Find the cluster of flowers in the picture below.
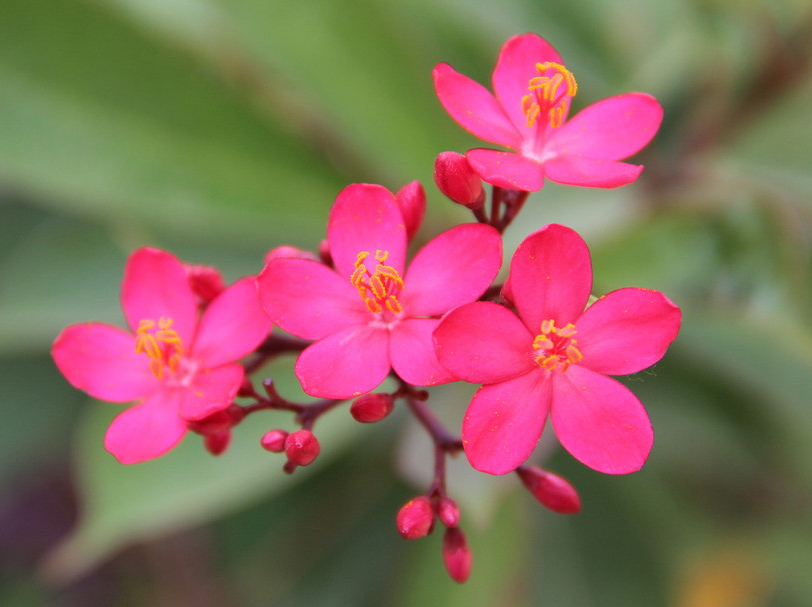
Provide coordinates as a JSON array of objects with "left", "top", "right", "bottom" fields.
[{"left": 52, "top": 34, "right": 680, "bottom": 583}]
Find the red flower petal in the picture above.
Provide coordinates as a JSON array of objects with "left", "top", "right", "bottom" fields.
[
  {"left": 121, "top": 248, "right": 198, "bottom": 346},
  {"left": 550, "top": 365, "right": 653, "bottom": 474},
  {"left": 258, "top": 258, "right": 368, "bottom": 341},
  {"left": 389, "top": 318, "right": 456, "bottom": 386},
  {"left": 433, "top": 63, "right": 522, "bottom": 150},
  {"left": 465, "top": 148, "right": 546, "bottom": 191},
  {"left": 434, "top": 301, "right": 536, "bottom": 384},
  {"left": 178, "top": 363, "right": 244, "bottom": 421},
  {"left": 327, "top": 184, "right": 407, "bottom": 279},
  {"left": 576, "top": 287, "right": 682, "bottom": 376},
  {"left": 103, "top": 389, "right": 187, "bottom": 464},
  {"left": 508, "top": 225, "right": 592, "bottom": 330},
  {"left": 462, "top": 370, "right": 551, "bottom": 475},
  {"left": 52, "top": 323, "right": 156, "bottom": 402},
  {"left": 543, "top": 155, "right": 643, "bottom": 188},
  {"left": 547, "top": 93, "right": 663, "bottom": 160},
  {"left": 294, "top": 324, "right": 390, "bottom": 398},
  {"left": 192, "top": 277, "right": 273, "bottom": 368},
  {"left": 401, "top": 223, "right": 502, "bottom": 317}
]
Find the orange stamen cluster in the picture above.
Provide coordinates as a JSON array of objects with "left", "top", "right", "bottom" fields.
[
  {"left": 533, "top": 319, "right": 582, "bottom": 373},
  {"left": 350, "top": 250, "right": 404, "bottom": 315},
  {"left": 134, "top": 317, "right": 184, "bottom": 380},
  {"left": 521, "top": 62, "right": 578, "bottom": 128}
]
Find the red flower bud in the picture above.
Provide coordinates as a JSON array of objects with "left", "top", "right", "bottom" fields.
[
  {"left": 264, "top": 245, "right": 318, "bottom": 265},
  {"left": 260, "top": 429, "right": 289, "bottom": 453},
  {"left": 184, "top": 264, "right": 226, "bottom": 304},
  {"left": 434, "top": 151, "right": 485, "bottom": 209},
  {"left": 395, "top": 181, "right": 426, "bottom": 240},
  {"left": 396, "top": 496, "right": 434, "bottom": 539},
  {"left": 516, "top": 466, "right": 581, "bottom": 514},
  {"left": 438, "top": 496, "right": 460, "bottom": 528},
  {"left": 203, "top": 431, "right": 231, "bottom": 456},
  {"left": 317, "top": 239, "right": 333, "bottom": 266},
  {"left": 284, "top": 430, "right": 320, "bottom": 466},
  {"left": 350, "top": 393, "right": 394, "bottom": 423},
  {"left": 442, "top": 527, "right": 472, "bottom": 583}
]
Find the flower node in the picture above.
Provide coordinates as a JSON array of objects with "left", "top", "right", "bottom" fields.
[
  {"left": 134, "top": 317, "right": 184, "bottom": 380},
  {"left": 350, "top": 250, "right": 404, "bottom": 316},
  {"left": 532, "top": 319, "right": 582, "bottom": 373},
  {"left": 521, "top": 62, "right": 577, "bottom": 128}
]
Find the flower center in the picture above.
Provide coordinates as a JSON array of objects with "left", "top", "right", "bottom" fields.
[
  {"left": 134, "top": 317, "right": 184, "bottom": 380},
  {"left": 350, "top": 250, "right": 404, "bottom": 317},
  {"left": 532, "top": 319, "right": 582, "bottom": 373},
  {"left": 521, "top": 62, "right": 578, "bottom": 128}
]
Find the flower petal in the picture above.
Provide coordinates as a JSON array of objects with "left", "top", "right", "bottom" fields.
[
  {"left": 462, "top": 370, "right": 551, "bottom": 475},
  {"left": 433, "top": 62, "right": 522, "bottom": 149},
  {"left": 466, "top": 148, "right": 546, "bottom": 191},
  {"left": 258, "top": 258, "right": 368, "bottom": 340},
  {"left": 295, "top": 324, "right": 390, "bottom": 398},
  {"left": 543, "top": 155, "right": 643, "bottom": 188},
  {"left": 178, "top": 363, "right": 244, "bottom": 421},
  {"left": 327, "top": 183, "right": 407, "bottom": 279},
  {"left": 550, "top": 365, "right": 653, "bottom": 474},
  {"left": 121, "top": 248, "right": 198, "bottom": 345},
  {"left": 389, "top": 318, "right": 456, "bottom": 386},
  {"left": 192, "top": 277, "right": 273, "bottom": 368},
  {"left": 546, "top": 93, "right": 663, "bottom": 160},
  {"left": 492, "top": 33, "right": 564, "bottom": 138},
  {"left": 52, "top": 323, "right": 156, "bottom": 402},
  {"left": 401, "top": 223, "right": 502, "bottom": 316},
  {"left": 508, "top": 224, "right": 592, "bottom": 331},
  {"left": 434, "top": 301, "right": 536, "bottom": 384},
  {"left": 576, "top": 287, "right": 682, "bottom": 375},
  {"left": 104, "top": 389, "right": 187, "bottom": 464}
]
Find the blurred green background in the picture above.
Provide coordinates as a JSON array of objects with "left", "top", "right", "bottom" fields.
[{"left": 2, "top": 0, "right": 812, "bottom": 605}]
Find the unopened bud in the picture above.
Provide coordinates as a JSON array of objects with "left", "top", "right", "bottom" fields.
[
  {"left": 185, "top": 264, "right": 225, "bottom": 304},
  {"left": 395, "top": 181, "right": 426, "bottom": 240},
  {"left": 186, "top": 404, "right": 244, "bottom": 436},
  {"left": 264, "top": 245, "right": 318, "bottom": 265},
  {"left": 284, "top": 429, "right": 320, "bottom": 466},
  {"left": 204, "top": 431, "right": 231, "bottom": 456},
  {"left": 396, "top": 496, "right": 434, "bottom": 539},
  {"left": 516, "top": 466, "right": 581, "bottom": 514},
  {"left": 317, "top": 239, "right": 333, "bottom": 266},
  {"left": 438, "top": 497, "right": 460, "bottom": 528},
  {"left": 442, "top": 527, "right": 472, "bottom": 583},
  {"left": 260, "top": 429, "right": 289, "bottom": 453},
  {"left": 350, "top": 393, "right": 394, "bottom": 423},
  {"left": 434, "top": 151, "right": 485, "bottom": 209}
]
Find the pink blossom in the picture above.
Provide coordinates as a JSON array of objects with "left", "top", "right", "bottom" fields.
[
  {"left": 257, "top": 183, "right": 502, "bottom": 399},
  {"left": 434, "top": 224, "right": 681, "bottom": 475},
  {"left": 52, "top": 248, "right": 273, "bottom": 464},
  {"left": 433, "top": 33, "right": 663, "bottom": 191}
]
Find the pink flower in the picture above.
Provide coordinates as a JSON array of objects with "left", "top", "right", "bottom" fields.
[
  {"left": 433, "top": 33, "right": 663, "bottom": 191},
  {"left": 434, "top": 224, "right": 681, "bottom": 475},
  {"left": 52, "top": 248, "right": 273, "bottom": 464},
  {"left": 257, "top": 183, "right": 502, "bottom": 399}
]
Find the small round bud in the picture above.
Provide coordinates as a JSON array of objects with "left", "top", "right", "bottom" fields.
[
  {"left": 516, "top": 466, "right": 581, "bottom": 514},
  {"left": 318, "top": 240, "right": 332, "bottom": 266},
  {"left": 260, "top": 429, "right": 289, "bottom": 453},
  {"left": 284, "top": 430, "right": 320, "bottom": 466},
  {"left": 434, "top": 151, "right": 485, "bottom": 209},
  {"left": 264, "top": 245, "right": 318, "bottom": 265},
  {"left": 396, "top": 496, "right": 434, "bottom": 539},
  {"left": 186, "top": 409, "right": 233, "bottom": 435},
  {"left": 395, "top": 181, "right": 426, "bottom": 240},
  {"left": 442, "top": 527, "right": 472, "bottom": 583},
  {"left": 350, "top": 394, "right": 394, "bottom": 423},
  {"left": 203, "top": 431, "right": 231, "bottom": 456},
  {"left": 184, "top": 264, "right": 225, "bottom": 304},
  {"left": 438, "top": 496, "right": 460, "bottom": 528}
]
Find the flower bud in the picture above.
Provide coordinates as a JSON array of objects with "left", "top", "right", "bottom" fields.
[
  {"left": 186, "top": 404, "right": 244, "bottom": 436},
  {"left": 203, "top": 431, "right": 231, "bottom": 456},
  {"left": 350, "top": 393, "right": 394, "bottom": 423},
  {"left": 442, "top": 527, "right": 472, "bottom": 583},
  {"left": 396, "top": 496, "right": 434, "bottom": 539},
  {"left": 516, "top": 466, "right": 581, "bottom": 514},
  {"left": 260, "top": 429, "right": 289, "bottom": 453},
  {"left": 264, "top": 245, "right": 318, "bottom": 265},
  {"left": 184, "top": 264, "right": 225, "bottom": 304},
  {"left": 395, "top": 181, "right": 426, "bottom": 240},
  {"left": 438, "top": 496, "right": 460, "bottom": 528},
  {"left": 318, "top": 239, "right": 332, "bottom": 266},
  {"left": 434, "top": 151, "right": 485, "bottom": 209},
  {"left": 284, "top": 429, "right": 320, "bottom": 466}
]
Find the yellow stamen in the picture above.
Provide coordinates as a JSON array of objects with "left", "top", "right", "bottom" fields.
[
  {"left": 521, "top": 62, "right": 578, "bottom": 128},
  {"left": 135, "top": 317, "right": 184, "bottom": 380},
  {"left": 351, "top": 250, "right": 404, "bottom": 316},
  {"left": 532, "top": 319, "right": 581, "bottom": 373}
]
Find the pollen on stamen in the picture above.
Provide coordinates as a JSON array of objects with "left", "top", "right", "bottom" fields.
[
  {"left": 134, "top": 317, "right": 184, "bottom": 380},
  {"left": 522, "top": 62, "right": 578, "bottom": 128}
]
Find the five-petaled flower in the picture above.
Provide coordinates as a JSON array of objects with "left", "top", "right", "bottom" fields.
[
  {"left": 433, "top": 224, "right": 681, "bottom": 475},
  {"left": 51, "top": 248, "right": 272, "bottom": 463},
  {"left": 433, "top": 33, "right": 663, "bottom": 192},
  {"left": 257, "top": 183, "right": 502, "bottom": 399}
]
